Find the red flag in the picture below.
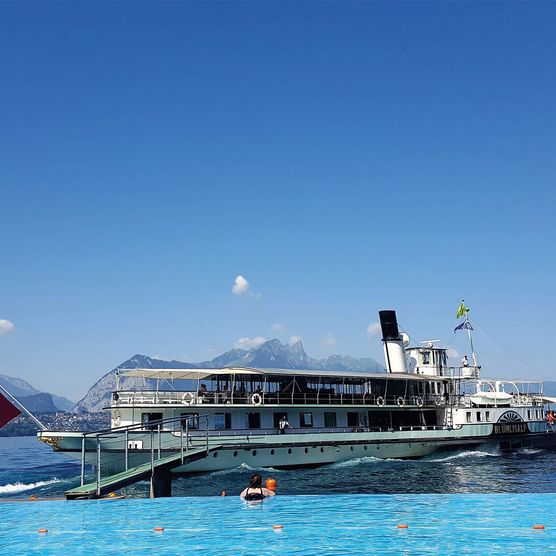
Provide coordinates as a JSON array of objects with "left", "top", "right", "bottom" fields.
[{"left": 0, "top": 392, "right": 21, "bottom": 428}]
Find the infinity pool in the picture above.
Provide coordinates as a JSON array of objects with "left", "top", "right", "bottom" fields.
[{"left": 1, "top": 494, "right": 555, "bottom": 555}]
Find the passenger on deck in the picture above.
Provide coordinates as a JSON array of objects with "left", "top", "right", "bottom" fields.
[
  {"left": 198, "top": 383, "right": 209, "bottom": 400},
  {"left": 547, "top": 411, "right": 555, "bottom": 429},
  {"left": 240, "top": 474, "right": 275, "bottom": 501},
  {"left": 221, "top": 386, "right": 229, "bottom": 403},
  {"left": 461, "top": 355, "right": 469, "bottom": 367},
  {"left": 278, "top": 416, "right": 292, "bottom": 434}
]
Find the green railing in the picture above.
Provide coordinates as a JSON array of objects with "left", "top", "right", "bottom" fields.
[{"left": 79, "top": 414, "right": 210, "bottom": 496}]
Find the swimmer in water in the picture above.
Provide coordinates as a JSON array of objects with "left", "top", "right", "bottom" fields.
[{"left": 240, "top": 474, "right": 276, "bottom": 501}]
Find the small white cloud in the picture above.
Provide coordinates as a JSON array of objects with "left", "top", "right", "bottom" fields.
[
  {"left": 289, "top": 335, "right": 302, "bottom": 344},
  {"left": 271, "top": 323, "right": 285, "bottom": 333},
  {"left": 447, "top": 347, "right": 460, "bottom": 358},
  {"left": 0, "top": 320, "right": 15, "bottom": 335},
  {"left": 234, "top": 336, "right": 267, "bottom": 349},
  {"left": 232, "top": 275, "right": 250, "bottom": 295},
  {"left": 323, "top": 333, "right": 337, "bottom": 348},
  {"left": 232, "top": 275, "right": 262, "bottom": 298},
  {"left": 367, "top": 322, "right": 381, "bottom": 337}
]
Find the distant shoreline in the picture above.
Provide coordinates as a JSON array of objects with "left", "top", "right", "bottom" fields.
[{"left": 0, "top": 412, "right": 110, "bottom": 438}]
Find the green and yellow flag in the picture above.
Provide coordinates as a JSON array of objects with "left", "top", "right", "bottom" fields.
[{"left": 456, "top": 301, "right": 469, "bottom": 319}]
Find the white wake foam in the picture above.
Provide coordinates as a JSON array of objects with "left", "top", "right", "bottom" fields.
[
  {"left": 210, "top": 462, "right": 283, "bottom": 476},
  {"left": 330, "top": 456, "right": 383, "bottom": 468},
  {"left": 0, "top": 479, "right": 60, "bottom": 494},
  {"left": 427, "top": 450, "right": 500, "bottom": 463},
  {"left": 516, "top": 448, "right": 543, "bottom": 455}
]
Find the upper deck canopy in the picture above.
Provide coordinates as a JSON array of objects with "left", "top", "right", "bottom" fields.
[{"left": 120, "top": 367, "right": 442, "bottom": 381}]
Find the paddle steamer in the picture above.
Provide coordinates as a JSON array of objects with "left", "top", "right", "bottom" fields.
[{"left": 38, "top": 310, "right": 555, "bottom": 474}]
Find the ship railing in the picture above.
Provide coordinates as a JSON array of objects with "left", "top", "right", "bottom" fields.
[
  {"left": 175, "top": 424, "right": 452, "bottom": 438},
  {"left": 447, "top": 366, "right": 481, "bottom": 379},
  {"left": 450, "top": 392, "right": 545, "bottom": 408},
  {"left": 112, "top": 390, "right": 445, "bottom": 407},
  {"left": 79, "top": 413, "right": 212, "bottom": 495}
]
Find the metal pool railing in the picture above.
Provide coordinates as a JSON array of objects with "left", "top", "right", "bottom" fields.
[{"left": 79, "top": 414, "right": 211, "bottom": 488}]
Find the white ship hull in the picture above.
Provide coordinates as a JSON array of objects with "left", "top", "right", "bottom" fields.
[{"left": 40, "top": 421, "right": 551, "bottom": 476}]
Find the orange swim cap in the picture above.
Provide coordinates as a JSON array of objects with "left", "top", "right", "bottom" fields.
[{"left": 265, "top": 478, "right": 277, "bottom": 491}]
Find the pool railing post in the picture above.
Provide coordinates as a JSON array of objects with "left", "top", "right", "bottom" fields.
[
  {"left": 125, "top": 429, "right": 129, "bottom": 471},
  {"left": 185, "top": 420, "right": 189, "bottom": 450},
  {"left": 80, "top": 434, "right": 86, "bottom": 486},
  {"left": 157, "top": 423, "right": 161, "bottom": 459},
  {"left": 180, "top": 425, "right": 184, "bottom": 464},
  {"left": 150, "top": 428, "right": 154, "bottom": 473},
  {"left": 96, "top": 435, "right": 101, "bottom": 497},
  {"left": 205, "top": 416, "right": 209, "bottom": 454}
]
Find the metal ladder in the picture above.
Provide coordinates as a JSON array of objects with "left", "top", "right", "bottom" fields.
[{"left": 445, "top": 407, "right": 454, "bottom": 429}]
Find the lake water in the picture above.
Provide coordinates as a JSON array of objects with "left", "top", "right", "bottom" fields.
[{"left": 1, "top": 436, "right": 556, "bottom": 498}]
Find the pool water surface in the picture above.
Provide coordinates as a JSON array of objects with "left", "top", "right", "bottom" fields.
[{"left": 1, "top": 493, "right": 555, "bottom": 555}]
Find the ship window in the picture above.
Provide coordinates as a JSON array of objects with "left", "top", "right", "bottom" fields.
[
  {"left": 476, "top": 411, "right": 481, "bottom": 422},
  {"left": 528, "top": 410, "right": 532, "bottom": 420},
  {"left": 142, "top": 412, "right": 163, "bottom": 430},
  {"left": 304, "top": 448, "right": 308, "bottom": 454},
  {"left": 421, "top": 351, "right": 430, "bottom": 365},
  {"left": 485, "top": 411, "right": 490, "bottom": 422},
  {"left": 347, "top": 412, "right": 359, "bottom": 427},
  {"left": 180, "top": 412, "right": 199, "bottom": 430},
  {"left": 324, "top": 412, "right": 337, "bottom": 427},
  {"left": 246, "top": 412, "right": 261, "bottom": 429},
  {"left": 466, "top": 412, "right": 472, "bottom": 423},
  {"left": 300, "top": 412, "right": 313, "bottom": 428},
  {"left": 288, "top": 448, "right": 292, "bottom": 454},
  {"left": 215, "top": 413, "right": 232, "bottom": 430},
  {"left": 233, "top": 451, "right": 238, "bottom": 457}
]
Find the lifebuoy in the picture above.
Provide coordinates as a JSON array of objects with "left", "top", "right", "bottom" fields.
[
  {"left": 112, "top": 411, "right": 121, "bottom": 428},
  {"left": 182, "top": 392, "right": 194, "bottom": 405},
  {"left": 376, "top": 396, "right": 385, "bottom": 407},
  {"left": 251, "top": 393, "right": 262, "bottom": 406},
  {"left": 397, "top": 397, "right": 405, "bottom": 407},
  {"left": 416, "top": 397, "right": 424, "bottom": 408}
]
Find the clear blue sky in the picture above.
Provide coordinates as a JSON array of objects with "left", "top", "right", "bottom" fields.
[{"left": 1, "top": 2, "right": 555, "bottom": 400}]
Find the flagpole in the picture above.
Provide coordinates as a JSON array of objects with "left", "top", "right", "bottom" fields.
[
  {"left": 0, "top": 384, "right": 47, "bottom": 431},
  {"left": 466, "top": 314, "right": 478, "bottom": 367}
]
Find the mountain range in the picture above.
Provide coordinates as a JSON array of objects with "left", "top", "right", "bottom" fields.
[
  {"left": 6, "top": 338, "right": 556, "bottom": 415},
  {"left": 0, "top": 373, "right": 74, "bottom": 413},
  {"left": 74, "top": 339, "right": 384, "bottom": 412}
]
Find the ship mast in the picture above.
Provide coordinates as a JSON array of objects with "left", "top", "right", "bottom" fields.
[
  {"left": 466, "top": 313, "right": 477, "bottom": 367},
  {"left": 455, "top": 300, "right": 478, "bottom": 367}
]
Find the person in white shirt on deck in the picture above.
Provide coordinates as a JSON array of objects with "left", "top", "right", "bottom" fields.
[{"left": 278, "top": 416, "right": 292, "bottom": 434}]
